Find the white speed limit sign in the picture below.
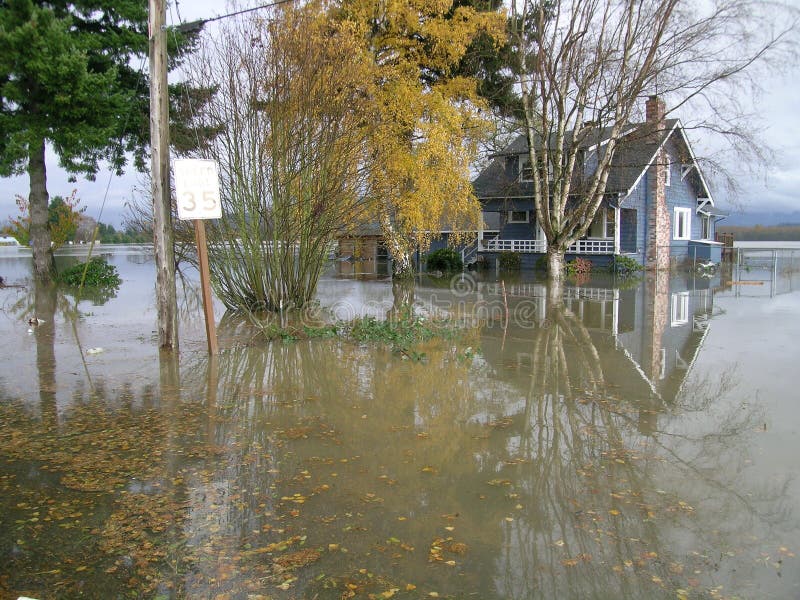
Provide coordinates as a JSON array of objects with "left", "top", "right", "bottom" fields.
[{"left": 173, "top": 159, "right": 222, "bottom": 220}]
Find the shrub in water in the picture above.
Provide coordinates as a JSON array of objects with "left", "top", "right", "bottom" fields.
[
  {"left": 565, "top": 257, "right": 593, "bottom": 276},
  {"left": 608, "top": 255, "right": 642, "bottom": 276},
  {"left": 498, "top": 251, "right": 521, "bottom": 270},
  {"left": 426, "top": 248, "right": 463, "bottom": 272},
  {"left": 58, "top": 257, "right": 122, "bottom": 288}
]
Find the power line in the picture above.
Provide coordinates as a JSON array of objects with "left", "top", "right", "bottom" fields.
[{"left": 175, "top": 0, "right": 296, "bottom": 33}]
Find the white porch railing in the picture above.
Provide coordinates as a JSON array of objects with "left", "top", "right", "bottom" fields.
[
  {"left": 480, "top": 238, "right": 547, "bottom": 253},
  {"left": 568, "top": 239, "right": 615, "bottom": 254},
  {"left": 479, "top": 238, "right": 614, "bottom": 254}
]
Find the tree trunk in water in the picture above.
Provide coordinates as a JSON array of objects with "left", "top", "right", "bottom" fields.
[
  {"left": 34, "top": 280, "right": 57, "bottom": 428},
  {"left": 391, "top": 250, "right": 414, "bottom": 279},
  {"left": 28, "top": 139, "right": 54, "bottom": 281},
  {"left": 388, "top": 278, "right": 415, "bottom": 319},
  {"left": 546, "top": 247, "right": 565, "bottom": 308}
]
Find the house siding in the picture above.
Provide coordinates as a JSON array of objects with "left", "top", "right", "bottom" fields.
[
  {"left": 473, "top": 113, "right": 720, "bottom": 272},
  {"left": 620, "top": 181, "right": 648, "bottom": 264},
  {"left": 662, "top": 137, "right": 716, "bottom": 264}
]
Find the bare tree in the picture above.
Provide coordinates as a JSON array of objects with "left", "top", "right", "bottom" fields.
[
  {"left": 509, "top": 0, "right": 798, "bottom": 284},
  {"left": 181, "top": 4, "right": 379, "bottom": 312}
]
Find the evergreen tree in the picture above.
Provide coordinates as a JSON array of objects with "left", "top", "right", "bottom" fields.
[{"left": 0, "top": 0, "right": 196, "bottom": 280}]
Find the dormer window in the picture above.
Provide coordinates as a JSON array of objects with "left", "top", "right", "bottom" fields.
[
  {"left": 520, "top": 155, "right": 553, "bottom": 181},
  {"left": 520, "top": 157, "right": 533, "bottom": 181}
]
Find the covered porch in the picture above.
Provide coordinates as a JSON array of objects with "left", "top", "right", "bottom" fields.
[{"left": 478, "top": 205, "right": 630, "bottom": 256}]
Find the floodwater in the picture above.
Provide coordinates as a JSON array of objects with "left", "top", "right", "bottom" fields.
[{"left": 1, "top": 246, "right": 798, "bottom": 600}]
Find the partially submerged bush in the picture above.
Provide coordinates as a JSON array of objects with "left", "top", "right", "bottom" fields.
[
  {"left": 58, "top": 257, "right": 121, "bottom": 288},
  {"left": 565, "top": 257, "right": 593, "bottom": 276},
  {"left": 498, "top": 251, "right": 521, "bottom": 271},
  {"left": 426, "top": 248, "right": 463, "bottom": 272},
  {"left": 608, "top": 255, "right": 643, "bottom": 276}
]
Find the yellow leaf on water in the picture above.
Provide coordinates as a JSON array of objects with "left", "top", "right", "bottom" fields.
[{"left": 609, "top": 509, "right": 620, "bottom": 516}]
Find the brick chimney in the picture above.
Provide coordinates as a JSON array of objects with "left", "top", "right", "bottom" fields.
[
  {"left": 644, "top": 95, "right": 670, "bottom": 271},
  {"left": 646, "top": 95, "right": 665, "bottom": 122},
  {"left": 645, "top": 95, "right": 666, "bottom": 140}
]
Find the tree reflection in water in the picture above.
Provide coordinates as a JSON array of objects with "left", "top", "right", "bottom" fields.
[{"left": 0, "top": 275, "right": 794, "bottom": 599}]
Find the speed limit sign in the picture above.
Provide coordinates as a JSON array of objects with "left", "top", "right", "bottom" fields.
[{"left": 173, "top": 159, "right": 222, "bottom": 220}]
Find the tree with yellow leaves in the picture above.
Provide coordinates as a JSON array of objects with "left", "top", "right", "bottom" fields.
[{"left": 334, "top": 0, "right": 506, "bottom": 276}]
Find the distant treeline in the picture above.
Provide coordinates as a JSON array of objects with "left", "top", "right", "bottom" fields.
[{"left": 718, "top": 225, "right": 800, "bottom": 241}]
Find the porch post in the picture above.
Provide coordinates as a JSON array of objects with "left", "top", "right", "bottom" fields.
[
  {"left": 614, "top": 204, "right": 621, "bottom": 254},
  {"left": 478, "top": 211, "right": 484, "bottom": 251}
]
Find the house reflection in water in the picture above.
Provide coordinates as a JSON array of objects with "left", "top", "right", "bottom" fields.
[
  {"left": 336, "top": 227, "right": 390, "bottom": 278},
  {"left": 479, "top": 271, "right": 719, "bottom": 436}
]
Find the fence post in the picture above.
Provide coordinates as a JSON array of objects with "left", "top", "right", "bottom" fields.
[{"left": 772, "top": 249, "right": 778, "bottom": 298}]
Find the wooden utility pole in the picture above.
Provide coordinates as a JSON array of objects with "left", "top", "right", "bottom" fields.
[{"left": 149, "top": 0, "right": 178, "bottom": 351}]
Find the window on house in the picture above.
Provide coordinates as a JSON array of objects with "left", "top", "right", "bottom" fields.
[
  {"left": 520, "top": 158, "right": 533, "bottom": 181},
  {"left": 508, "top": 210, "right": 529, "bottom": 223},
  {"left": 700, "top": 215, "right": 711, "bottom": 240},
  {"left": 673, "top": 207, "right": 691, "bottom": 240},
  {"left": 588, "top": 207, "right": 615, "bottom": 238},
  {"left": 664, "top": 153, "right": 672, "bottom": 187},
  {"left": 521, "top": 155, "right": 554, "bottom": 181},
  {"left": 671, "top": 292, "right": 690, "bottom": 326}
]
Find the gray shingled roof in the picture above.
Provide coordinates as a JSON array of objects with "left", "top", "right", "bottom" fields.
[{"left": 474, "top": 119, "right": 710, "bottom": 199}]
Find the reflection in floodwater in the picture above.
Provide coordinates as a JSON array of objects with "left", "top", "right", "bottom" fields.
[{"left": 0, "top": 253, "right": 798, "bottom": 599}]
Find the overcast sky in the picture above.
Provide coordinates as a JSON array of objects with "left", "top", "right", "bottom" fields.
[{"left": 2, "top": 0, "right": 799, "bottom": 228}]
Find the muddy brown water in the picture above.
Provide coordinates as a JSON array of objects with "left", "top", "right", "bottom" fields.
[{"left": 1, "top": 246, "right": 798, "bottom": 599}]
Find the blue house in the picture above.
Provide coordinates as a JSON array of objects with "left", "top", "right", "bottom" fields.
[{"left": 472, "top": 96, "right": 726, "bottom": 269}]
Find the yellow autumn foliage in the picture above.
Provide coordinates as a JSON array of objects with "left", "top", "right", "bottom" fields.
[{"left": 334, "top": 0, "right": 506, "bottom": 272}]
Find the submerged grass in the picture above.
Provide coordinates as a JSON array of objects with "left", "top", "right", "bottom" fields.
[{"left": 253, "top": 309, "right": 465, "bottom": 358}]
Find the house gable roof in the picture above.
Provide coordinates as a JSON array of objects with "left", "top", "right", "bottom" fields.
[{"left": 473, "top": 119, "right": 713, "bottom": 203}]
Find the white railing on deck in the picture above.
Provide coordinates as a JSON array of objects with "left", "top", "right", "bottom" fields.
[
  {"left": 568, "top": 239, "right": 614, "bottom": 254},
  {"left": 481, "top": 238, "right": 547, "bottom": 253},
  {"left": 480, "top": 238, "right": 614, "bottom": 254}
]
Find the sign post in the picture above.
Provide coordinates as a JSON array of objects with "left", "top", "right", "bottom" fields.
[{"left": 174, "top": 159, "right": 222, "bottom": 355}]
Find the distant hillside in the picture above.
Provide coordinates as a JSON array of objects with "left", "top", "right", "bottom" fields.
[
  {"left": 717, "top": 225, "right": 800, "bottom": 241},
  {"left": 721, "top": 210, "right": 800, "bottom": 227}
]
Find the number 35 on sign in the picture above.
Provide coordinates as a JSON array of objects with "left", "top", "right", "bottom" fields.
[{"left": 174, "top": 159, "right": 222, "bottom": 220}]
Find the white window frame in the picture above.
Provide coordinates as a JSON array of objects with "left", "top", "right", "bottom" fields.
[
  {"left": 673, "top": 207, "right": 691, "bottom": 240},
  {"left": 587, "top": 207, "right": 615, "bottom": 239},
  {"left": 664, "top": 153, "right": 672, "bottom": 187},
  {"left": 671, "top": 292, "right": 690, "bottom": 326},
  {"left": 700, "top": 214, "right": 711, "bottom": 240},
  {"left": 508, "top": 210, "right": 530, "bottom": 224},
  {"left": 520, "top": 156, "right": 553, "bottom": 181},
  {"left": 520, "top": 157, "right": 533, "bottom": 182}
]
